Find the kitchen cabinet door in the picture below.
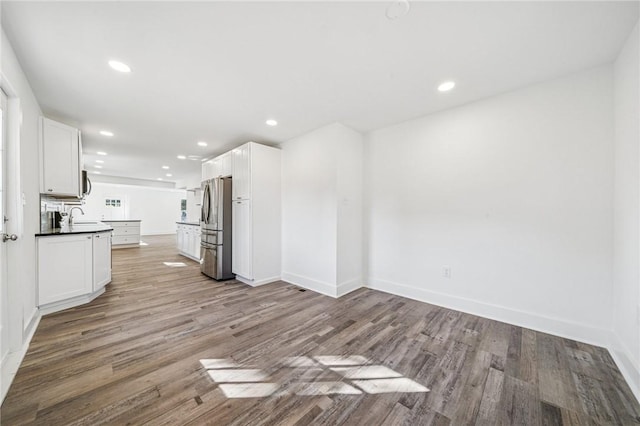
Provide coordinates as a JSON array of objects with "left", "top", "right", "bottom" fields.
[
  {"left": 176, "top": 225, "right": 184, "bottom": 252},
  {"left": 40, "top": 117, "right": 81, "bottom": 197},
  {"left": 219, "top": 153, "right": 232, "bottom": 177},
  {"left": 93, "top": 232, "right": 112, "bottom": 291},
  {"left": 183, "top": 228, "right": 191, "bottom": 254},
  {"left": 191, "top": 229, "right": 201, "bottom": 260},
  {"left": 232, "top": 200, "right": 252, "bottom": 279},
  {"left": 232, "top": 144, "right": 250, "bottom": 200},
  {"left": 202, "top": 160, "right": 216, "bottom": 181},
  {"left": 38, "top": 234, "right": 93, "bottom": 305}
]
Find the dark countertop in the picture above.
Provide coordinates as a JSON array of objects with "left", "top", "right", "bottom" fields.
[
  {"left": 176, "top": 221, "right": 200, "bottom": 226},
  {"left": 101, "top": 219, "right": 142, "bottom": 222},
  {"left": 36, "top": 223, "right": 113, "bottom": 237}
]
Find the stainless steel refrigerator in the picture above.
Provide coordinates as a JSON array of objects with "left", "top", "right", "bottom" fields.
[{"left": 200, "top": 176, "right": 234, "bottom": 280}]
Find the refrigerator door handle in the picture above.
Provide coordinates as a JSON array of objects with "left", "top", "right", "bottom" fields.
[{"left": 201, "top": 181, "right": 209, "bottom": 223}]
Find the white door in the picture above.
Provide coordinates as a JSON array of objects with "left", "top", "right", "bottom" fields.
[{"left": 0, "top": 89, "right": 9, "bottom": 364}]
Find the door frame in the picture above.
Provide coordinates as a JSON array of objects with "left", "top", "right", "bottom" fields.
[{"left": 0, "top": 72, "right": 25, "bottom": 354}]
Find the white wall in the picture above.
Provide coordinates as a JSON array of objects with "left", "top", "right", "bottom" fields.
[
  {"left": 365, "top": 66, "right": 614, "bottom": 345},
  {"left": 175, "top": 171, "right": 201, "bottom": 191},
  {"left": 281, "top": 123, "right": 363, "bottom": 297},
  {"left": 1, "top": 28, "right": 43, "bottom": 399},
  {"left": 612, "top": 22, "right": 640, "bottom": 400},
  {"left": 184, "top": 188, "right": 201, "bottom": 223},
  {"left": 82, "top": 182, "right": 186, "bottom": 235},
  {"left": 336, "top": 126, "right": 364, "bottom": 294}
]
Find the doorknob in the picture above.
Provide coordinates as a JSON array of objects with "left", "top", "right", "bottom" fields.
[{"left": 2, "top": 234, "right": 18, "bottom": 242}]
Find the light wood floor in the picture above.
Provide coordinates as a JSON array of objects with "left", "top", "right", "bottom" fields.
[{"left": 2, "top": 235, "right": 639, "bottom": 425}]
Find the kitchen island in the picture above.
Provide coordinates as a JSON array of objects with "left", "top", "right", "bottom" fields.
[{"left": 101, "top": 219, "right": 141, "bottom": 248}]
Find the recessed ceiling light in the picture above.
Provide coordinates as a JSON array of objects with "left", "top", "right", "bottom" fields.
[
  {"left": 94, "top": 165, "right": 103, "bottom": 169},
  {"left": 157, "top": 178, "right": 163, "bottom": 181},
  {"left": 437, "top": 81, "right": 456, "bottom": 92},
  {"left": 97, "top": 151, "right": 107, "bottom": 156},
  {"left": 266, "top": 119, "right": 278, "bottom": 126},
  {"left": 386, "top": 0, "right": 411, "bottom": 20},
  {"left": 162, "top": 165, "right": 170, "bottom": 169},
  {"left": 94, "top": 171, "right": 101, "bottom": 175},
  {"left": 99, "top": 130, "right": 114, "bottom": 137},
  {"left": 166, "top": 173, "right": 172, "bottom": 177},
  {"left": 108, "top": 60, "right": 131, "bottom": 73},
  {"left": 197, "top": 141, "right": 208, "bottom": 147},
  {"left": 177, "top": 155, "right": 186, "bottom": 160},
  {"left": 95, "top": 159, "right": 104, "bottom": 163}
]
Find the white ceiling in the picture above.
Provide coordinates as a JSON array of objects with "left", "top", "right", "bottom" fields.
[{"left": 2, "top": 1, "right": 638, "bottom": 184}]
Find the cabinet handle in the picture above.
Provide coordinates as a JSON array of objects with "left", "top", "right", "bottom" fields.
[
  {"left": 87, "top": 236, "right": 91, "bottom": 239},
  {"left": 47, "top": 189, "right": 53, "bottom": 192}
]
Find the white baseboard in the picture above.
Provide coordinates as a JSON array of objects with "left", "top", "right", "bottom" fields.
[
  {"left": 337, "top": 278, "right": 363, "bottom": 297},
  {"left": 39, "top": 288, "right": 105, "bottom": 316},
  {"left": 1, "top": 310, "right": 41, "bottom": 404},
  {"left": 366, "top": 278, "right": 611, "bottom": 348},
  {"left": 23, "top": 308, "right": 39, "bottom": 336},
  {"left": 281, "top": 272, "right": 338, "bottom": 297},
  {"left": 609, "top": 331, "right": 640, "bottom": 404},
  {"left": 236, "top": 275, "right": 281, "bottom": 287}
]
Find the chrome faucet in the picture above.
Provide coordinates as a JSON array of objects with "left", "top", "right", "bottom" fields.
[{"left": 68, "top": 207, "right": 85, "bottom": 225}]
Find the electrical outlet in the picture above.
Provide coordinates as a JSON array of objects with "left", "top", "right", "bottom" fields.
[{"left": 443, "top": 266, "right": 451, "bottom": 279}]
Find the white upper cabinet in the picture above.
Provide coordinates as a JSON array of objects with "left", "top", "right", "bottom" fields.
[
  {"left": 202, "top": 152, "right": 232, "bottom": 181},
  {"left": 219, "top": 152, "right": 232, "bottom": 177},
  {"left": 202, "top": 159, "right": 216, "bottom": 181},
  {"left": 232, "top": 143, "right": 250, "bottom": 200},
  {"left": 40, "top": 117, "right": 82, "bottom": 197}
]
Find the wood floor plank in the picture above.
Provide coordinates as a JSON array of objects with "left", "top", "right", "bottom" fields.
[{"left": 1, "top": 234, "right": 638, "bottom": 425}]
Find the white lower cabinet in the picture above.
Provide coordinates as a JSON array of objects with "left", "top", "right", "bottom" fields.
[
  {"left": 93, "top": 232, "right": 112, "bottom": 291},
  {"left": 176, "top": 223, "right": 201, "bottom": 261},
  {"left": 38, "top": 234, "right": 93, "bottom": 306},
  {"left": 192, "top": 228, "right": 201, "bottom": 260},
  {"left": 37, "top": 230, "right": 113, "bottom": 313},
  {"left": 102, "top": 221, "right": 141, "bottom": 248}
]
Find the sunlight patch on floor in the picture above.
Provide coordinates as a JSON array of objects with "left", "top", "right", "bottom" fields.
[
  {"left": 293, "top": 381, "right": 362, "bottom": 396},
  {"left": 207, "top": 369, "right": 269, "bottom": 383},
  {"left": 330, "top": 365, "right": 403, "bottom": 380},
  {"left": 219, "top": 383, "right": 279, "bottom": 399},
  {"left": 163, "top": 261, "right": 187, "bottom": 267},
  {"left": 352, "top": 378, "right": 430, "bottom": 394},
  {"left": 199, "top": 356, "right": 429, "bottom": 399},
  {"left": 314, "top": 355, "right": 369, "bottom": 366}
]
